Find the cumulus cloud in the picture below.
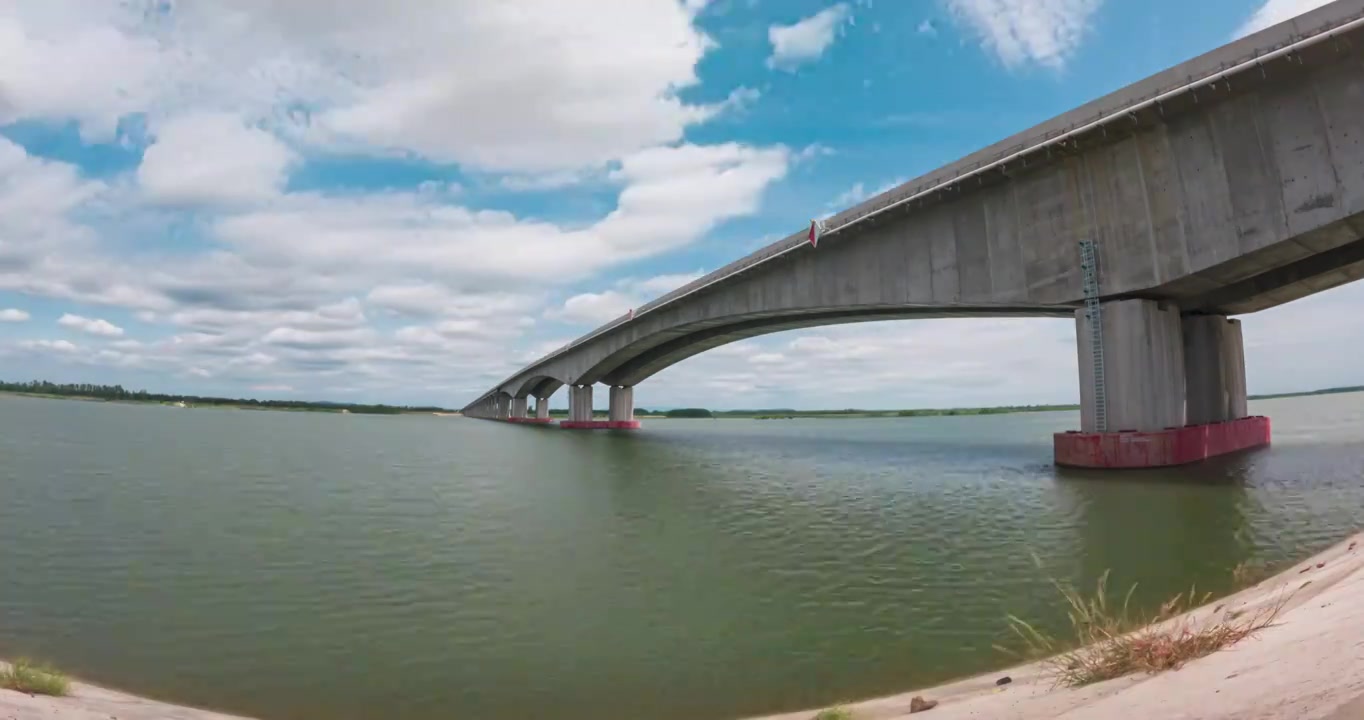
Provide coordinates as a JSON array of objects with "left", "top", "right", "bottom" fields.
[
  {"left": 634, "top": 317, "right": 1078, "bottom": 409},
  {"left": 550, "top": 271, "right": 705, "bottom": 326},
  {"left": 18, "top": 339, "right": 79, "bottom": 354},
  {"left": 552, "top": 290, "right": 638, "bottom": 326},
  {"left": 211, "top": 143, "right": 786, "bottom": 284},
  {"left": 830, "top": 177, "right": 907, "bottom": 209},
  {"left": 139, "top": 112, "right": 298, "bottom": 205},
  {"left": 767, "top": 4, "right": 853, "bottom": 70},
  {"left": 0, "top": 0, "right": 732, "bottom": 173},
  {"left": 1235, "top": 0, "right": 1335, "bottom": 37},
  {"left": 57, "top": 313, "right": 124, "bottom": 337},
  {"left": 944, "top": 0, "right": 1103, "bottom": 68},
  {"left": 0, "top": 309, "right": 30, "bottom": 322}
]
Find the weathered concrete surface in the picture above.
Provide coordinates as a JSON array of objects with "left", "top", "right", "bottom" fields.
[
  {"left": 608, "top": 386, "right": 634, "bottom": 423},
  {"left": 568, "top": 385, "right": 593, "bottom": 423},
  {"left": 1184, "top": 316, "right": 1250, "bottom": 424},
  {"left": 750, "top": 531, "right": 1364, "bottom": 720},
  {"left": 1077, "top": 299, "right": 1186, "bottom": 433},
  {"left": 466, "top": 0, "right": 1364, "bottom": 413}
]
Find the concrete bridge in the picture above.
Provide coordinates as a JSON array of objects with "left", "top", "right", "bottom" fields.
[{"left": 463, "top": 0, "right": 1364, "bottom": 467}]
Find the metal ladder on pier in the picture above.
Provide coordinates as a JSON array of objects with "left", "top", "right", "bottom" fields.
[{"left": 1079, "top": 240, "right": 1107, "bottom": 433}]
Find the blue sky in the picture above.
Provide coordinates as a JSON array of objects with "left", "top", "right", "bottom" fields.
[{"left": 0, "top": 0, "right": 1356, "bottom": 410}]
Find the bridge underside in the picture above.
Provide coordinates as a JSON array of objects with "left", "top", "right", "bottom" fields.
[{"left": 462, "top": 2, "right": 1364, "bottom": 467}]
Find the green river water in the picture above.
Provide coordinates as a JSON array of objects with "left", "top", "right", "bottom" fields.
[{"left": 1, "top": 392, "right": 1361, "bottom": 719}]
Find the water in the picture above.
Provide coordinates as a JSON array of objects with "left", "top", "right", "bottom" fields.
[{"left": 1, "top": 393, "right": 1361, "bottom": 720}]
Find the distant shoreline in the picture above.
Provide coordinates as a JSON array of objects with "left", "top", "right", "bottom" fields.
[
  {"left": 0, "top": 390, "right": 451, "bottom": 416},
  {"left": 4, "top": 381, "right": 1359, "bottom": 421}
]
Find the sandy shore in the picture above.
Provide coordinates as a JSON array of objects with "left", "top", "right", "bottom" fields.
[{"left": 3, "top": 531, "right": 1362, "bottom": 720}]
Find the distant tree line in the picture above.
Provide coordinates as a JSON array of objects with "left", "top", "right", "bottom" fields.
[
  {"left": 1248, "top": 385, "right": 1364, "bottom": 400},
  {"left": 0, "top": 379, "right": 453, "bottom": 415},
  {"left": 664, "top": 408, "right": 713, "bottom": 418},
  {"left": 896, "top": 404, "right": 1078, "bottom": 417}
]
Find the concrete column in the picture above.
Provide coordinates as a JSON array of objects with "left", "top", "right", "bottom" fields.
[
  {"left": 535, "top": 397, "right": 551, "bottom": 420},
  {"left": 496, "top": 395, "right": 510, "bottom": 420},
  {"left": 1075, "top": 299, "right": 1186, "bottom": 432},
  {"left": 609, "top": 386, "right": 634, "bottom": 422},
  {"left": 1183, "top": 315, "right": 1248, "bottom": 424},
  {"left": 511, "top": 396, "right": 528, "bottom": 419},
  {"left": 569, "top": 385, "right": 594, "bottom": 422}
]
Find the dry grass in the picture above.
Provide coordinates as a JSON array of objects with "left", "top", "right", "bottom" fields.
[
  {"left": 1000, "top": 571, "right": 1285, "bottom": 687},
  {"left": 812, "top": 706, "right": 854, "bottom": 720},
  {"left": 0, "top": 658, "right": 71, "bottom": 696}
]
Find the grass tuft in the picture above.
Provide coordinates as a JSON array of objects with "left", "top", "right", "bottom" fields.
[
  {"left": 0, "top": 658, "right": 71, "bottom": 696},
  {"left": 813, "top": 705, "right": 854, "bottom": 720},
  {"left": 999, "top": 570, "right": 1284, "bottom": 687}
]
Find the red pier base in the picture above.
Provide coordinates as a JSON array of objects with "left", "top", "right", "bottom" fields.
[
  {"left": 559, "top": 420, "right": 642, "bottom": 430},
  {"left": 507, "top": 417, "right": 555, "bottom": 425},
  {"left": 1054, "top": 416, "right": 1271, "bottom": 468}
]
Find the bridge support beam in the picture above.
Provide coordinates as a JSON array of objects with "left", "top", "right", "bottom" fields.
[
  {"left": 1056, "top": 299, "right": 1268, "bottom": 468},
  {"left": 536, "top": 397, "right": 551, "bottom": 420}
]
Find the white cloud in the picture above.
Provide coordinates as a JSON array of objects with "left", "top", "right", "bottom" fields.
[
  {"left": 918, "top": 19, "right": 938, "bottom": 35},
  {"left": 767, "top": 4, "right": 852, "bottom": 70},
  {"left": 628, "top": 272, "right": 706, "bottom": 297},
  {"left": 0, "top": 8, "right": 163, "bottom": 141},
  {"left": 830, "top": 177, "right": 906, "bottom": 208},
  {"left": 1235, "top": 0, "right": 1334, "bottom": 37},
  {"left": 0, "top": 308, "right": 30, "bottom": 322},
  {"left": 139, "top": 112, "right": 297, "bottom": 205},
  {"left": 552, "top": 290, "right": 638, "bottom": 325},
  {"left": 18, "top": 339, "right": 79, "bottom": 354},
  {"left": 635, "top": 317, "right": 1078, "bottom": 409},
  {"left": 57, "top": 313, "right": 124, "bottom": 337},
  {"left": 213, "top": 143, "right": 786, "bottom": 283},
  {"left": 0, "top": 1, "right": 747, "bottom": 174},
  {"left": 250, "top": 383, "right": 295, "bottom": 392},
  {"left": 550, "top": 271, "right": 705, "bottom": 326},
  {"left": 944, "top": 0, "right": 1102, "bottom": 68},
  {"left": 367, "top": 285, "right": 539, "bottom": 320}
]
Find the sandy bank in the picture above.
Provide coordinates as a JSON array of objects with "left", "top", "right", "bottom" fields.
[
  {"left": 753, "top": 530, "right": 1364, "bottom": 720},
  {"left": 4, "top": 532, "right": 1361, "bottom": 720},
  {"left": 0, "top": 674, "right": 253, "bottom": 720}
]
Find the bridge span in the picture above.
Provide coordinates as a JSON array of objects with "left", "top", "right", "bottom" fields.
[{"left": 463, "top": 0, "right": 1364, "bottom": 467}]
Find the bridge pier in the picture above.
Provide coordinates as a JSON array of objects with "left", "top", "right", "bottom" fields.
[
  {"left": 561, "top": 384, "right": 640, "bottom": 430},
  {"left": 496, "top": 395, "right": 510, "bottom": 421},
  {"left": 608, "top": 386, "right": 641, "bottom": 429},
  {"left": 507, "top": 395, "right": 553, "bottom": 425},
  {"left": 1056, "top": 299, "right": 1269, "bottom": 468},
  {"left": 1183, "top": 316, "right": 1249, "bottom": 425}
]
